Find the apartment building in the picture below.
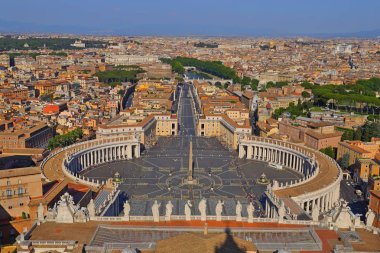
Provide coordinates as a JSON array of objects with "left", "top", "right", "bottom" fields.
[
  {"left": 368, "top": 190, "right": 380, "bottom": 228},
  {"left": 337, "top": 139, "right": 380, "bottom": 167},
  {"left": 0, "top": 88, "right": 29, "bottom": 100},
  {"left": 279, "top": 117, "right": 342, "bottom": 149},
  {"left": 193, "top": 81, "right": 251, "bottom": 149},
  {"left": 105, "top": 54, "right": 159, "bottom": 66},
  {"left": 0, "top": 54, "right": 10, "bottom": 67},
  {"left": 0, "top": 167, "right": 42, "bottom": 219},
  {"left": 337, "top": 139, "right": 380, "bottom": 184},
  {"left": 0, "top": 122, "right": 53, "bottom": 150}
]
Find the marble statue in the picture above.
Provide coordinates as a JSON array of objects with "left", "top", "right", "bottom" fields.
[
  {"left": 56, "top": 192, "right": 77, "bottom": 223},
  {"left": 55, "top": 192, "right": 91, "bottom": 223},
  {"left": 185, "top": 200, "right": 192, "bottom": 221},
  {"left": 235, "top": 201, "right": 242, "bottom": 222},
  {"left": 215, "top": 200, "right": 224, "bottom": 221},
  {"left": 272, "top": 180, "right": 279, "bottom": 190},
  {"left": 312, "top": 205, "right": 319, "bottom": 222},
  {"left": 46, "top": 204, "right": 57, "bottom": 221},
  {"left": 20, "top": 231, "right": 25, "bottom": 242},
  {"left": 87, "top": 199, "right": 96, "bottom": 218},
  {"left": 165, "top": 201, "right": 174, "bottom": 221},
  {"left": 247, "top": 202, "right": 255, "bottom": 223},
  {"left": 365, "top": 209, "right": 375, "bottom": 227},
  {"left": 37, "top": 203, "right": 44, "bottom": 223},
  {"left": 124, "top": 200, "right": 131, "bottom": 221},
  {"left": 198, "top": 198, "right": 207, "bottom": 221},
  {"left": 278, "top": 200, "right": 285, "bottom": 223},
  {"left": 74, "top": 207, "right": 89, "bottom": 223},
  {"left": 332, "top": 200, "right": 354, "bottom": 229},
  {"left": 152, "top": 200, "right": 161, "bottom": 222}
]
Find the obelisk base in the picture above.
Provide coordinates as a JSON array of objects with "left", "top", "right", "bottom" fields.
[{"left": 183, "top": 178, "right": 198, "bottom": 185}]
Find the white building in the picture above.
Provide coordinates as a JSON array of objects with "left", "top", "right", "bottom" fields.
[{"left": 105, "top": 54, "right": 159, "bottom": 66}]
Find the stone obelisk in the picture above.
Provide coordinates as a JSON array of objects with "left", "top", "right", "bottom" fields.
[{"left": 188, "top": 138, "right": 193, "bottom": 182}]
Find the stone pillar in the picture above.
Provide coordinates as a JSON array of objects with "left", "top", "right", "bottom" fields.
[
  {"left": 81, "top": 154, "right": 85, "bottom": 169},
  {"left": 121, "top": 146, "right": 125, "bottom": 159},
  {"left": 238, "top": 145, "right": 244, "bottom": 158},
  {"left": 296, "top": 157, "right": 300, "bottom": 172},
  {"left": 127, "top": 145, "right": 133, "bottom": 159},
  {"left": 135, "top": 144, "right": 140, "bottom": 158},
  {"left": 274, "top": 149, "right": 278, "bottom": 163},
  {"left": 247, "top": 145, "right": 253, "bottom": 159},
  {"left": 328, "top": 192, "right": 332, "bottom": 210},
  {"left": 281, "top": 152, "right": 284, "bottom": 165},
  {"left": 321, "top": 195, "right": 325, "bottom": 212}
]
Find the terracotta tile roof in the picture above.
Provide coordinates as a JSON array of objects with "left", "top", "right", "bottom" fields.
[
  {"left": 0, "top": 166, "right": 40, "bottom": 178},
  {"left": 305, "top": 130, "right": 342, "bottom": 140}
]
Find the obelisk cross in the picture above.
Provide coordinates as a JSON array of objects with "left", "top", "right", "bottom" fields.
[{"left": 188, "top": 137, "right": 193, "bottom": 181}]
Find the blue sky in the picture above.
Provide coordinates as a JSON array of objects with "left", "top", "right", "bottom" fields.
[{"left": 0, "top": 0, "right": 379, "bottom": 36}]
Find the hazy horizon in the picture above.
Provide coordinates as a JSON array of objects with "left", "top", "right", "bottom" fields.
[{"left": 0, "top": 0, "right": 379, "bottom": 37}]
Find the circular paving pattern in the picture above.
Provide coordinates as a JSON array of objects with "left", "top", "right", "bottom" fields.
[{"left": 81, "top": 136, "right": 303, "bottom": 216}]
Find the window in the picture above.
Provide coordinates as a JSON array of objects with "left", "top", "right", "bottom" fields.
[
  {"left": 6, "top": 189, "right": 12, "bottom": 197},
  {"left": 18, "top": 179, "right": 22, "bottom": 184},
  {"left": 18, "top": 187, "right": 23, "bottom": 195},
  {"left": 6, "top": 181, "right": 10, "bottom": 186}
]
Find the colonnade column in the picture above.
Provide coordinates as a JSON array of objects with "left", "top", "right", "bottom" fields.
[
  {"left": 239, "top": 145, "right": 244, "bottom": 158},
  {"left": 247, "top": 145, "right": 253, "bottom": 159},
  {"left": 134, "top": 144, "right": 140, "bottom": 158},
  {"left": 127, "top": 145, "right": 132, "bottom": 159}
]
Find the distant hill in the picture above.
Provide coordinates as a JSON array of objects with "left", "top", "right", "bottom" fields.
[{"left": 0, "top": 18, "right": 379, "bottom": 38}]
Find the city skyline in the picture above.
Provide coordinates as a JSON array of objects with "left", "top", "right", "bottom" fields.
[{"left": 0, "top": 0, "right": 380, "bottom": 37}]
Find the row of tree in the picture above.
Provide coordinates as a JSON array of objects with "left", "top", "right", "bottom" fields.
[
  {"left": 162, "top": 57, "right": 263, "bottom": 91},
  {"left": 94, "top": 69, "right": 145, "bottom": 86},
  {"left": 339, "top": 121, "right": 380, "bottom": 142},
  {"left": 301, "top": 78, "right": 380, "bottom": 106},
  {"left": 272, "top": 100, "right": 313, "bottom": 120},
  {"left": 48, "top": 128, "right": 83, "bottom": 150},
  {"left": 0, "top": 36, "right": 104, "bottom": 51},
  {"left": 194, "top": 42, "right": 218, "bottom": 48},
  {"left": 162, "top": 57, "right": 237, "bottom": 80}
]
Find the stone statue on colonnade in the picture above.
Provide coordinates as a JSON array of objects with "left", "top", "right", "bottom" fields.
[
  {"left": 152, "top": 200, "right": 161, "bottom": 222},
  {"left": 247, "top": 202, "right": 254, "bottom": 223},
  {"left": 235, "top": 201, "right": 242, "bottom": 222},
  {"left": 123, "top": 200, "right": 131, "bottom": 221},
  {"left": 185, "top": 200, "right": 192, "bottom": 221},
  {"left": 198, "top": 198, "right": 207, "bottom": 221},
  {"left": 165, "top": 201, "right": 174, "bottom": 221},
  {"left": 215, "top": 200, "right": 224, "bottom": 221}
]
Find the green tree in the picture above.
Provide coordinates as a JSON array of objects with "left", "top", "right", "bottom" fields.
[
  {"left": 339, "top": 153, "right": 350, "bottom": 169},
  {"left": 361, "top": 122, "right": 380, "bottom": 141},
  {"left": 48, "top": 128, "right": 83, "bottom": 150},
  {"left": 353, "top": 128, "right": 362, "bottom": 140},
  {"left": 301, "top": 91, "right": 311, "bottom": 98},
  {"left": 320, "top": 147, "right": 335, "bottom": 159},
  {"left": 215, "top": 81, "right": 223, "bottom": 89},
  {"left": 340, "top": 128, "right": 354, "bottom": 141}
]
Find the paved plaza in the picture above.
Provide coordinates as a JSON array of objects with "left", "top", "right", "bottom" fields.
[
  {"left": 82, "top": 136, "right": 303, "bottom": 216},
  {"left": 82, "top": 83, "right": 303, "bottom": 216}
]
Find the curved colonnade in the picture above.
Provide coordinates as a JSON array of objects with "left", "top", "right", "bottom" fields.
[
  {"left": 41, "top": 137, "right": 140, "bottom": 187},
  {"left": 42, "top": 135, "right": 341, "bottom": 221},
  {"left": 239, "top": 136, "right": 342, "bottom": 219}
]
